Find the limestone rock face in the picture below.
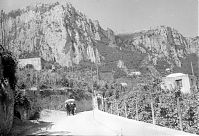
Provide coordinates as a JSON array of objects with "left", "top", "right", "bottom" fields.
[
  {"left": 186, "top": 37, "right": 199, "bottom": 55},
  {"left": 117, "top": 26, "right": 199, "bottom": 68},
  {"left": 1, "top": 2, "right": 198, "bottom": 74},
  {"left": 107, "top": 28, "right": 116, "bottom": 47},
  {"left": 2, "top": 2, "right": 113, "bottom": 67}
]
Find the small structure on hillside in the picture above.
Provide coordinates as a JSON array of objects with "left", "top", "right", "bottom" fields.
[
  {"left": 120, "top": 82, "right": 127, "bottom": 87},
  {"left": 116, "top": 77, "right": 133, "bottom": 88},
  {"left": 162, "top": 73, "right": 197, "bottom": 94},
  {"left": 127, "top": 69, "right": 141, "bottom": 77},
  {"left": 128, "top": 71, "right": 141, "bottom": 76},
  {"left": 18, "top": 57, "right": 42, "bottom": 71}
]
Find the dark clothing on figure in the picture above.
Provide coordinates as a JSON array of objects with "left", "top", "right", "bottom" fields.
[
  {"left": 66, "top": 103, "right": 71, "bottom": 115},
  {"left": 65, "top": 103, "right": 76, "bottom": 116},
  {"left": 70, "top": 103, "right": 76, "bottom": 115}
]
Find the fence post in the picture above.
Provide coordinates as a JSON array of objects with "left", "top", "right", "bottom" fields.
[
  {"left": 110, "top": 103, "right": 112, "bottom": 114},
  {"left": 135, "top": 99, "right": 139, "bottom": 121},
  {"left": 104, "top": 99, "right": 106, "bottom": 112},
  {"left": 151, "top": 101, "right": 155, "bottom": 125},
  {"left": 116, "top": 101, "right": 119, "bottom": 116},
  {"left": 177, "top": 97, "right": 183, "bottom": 131},
  {"left": 101, "top": 97, "right": 104, "bottom": 111},
  {"left": 105, "top": 100, "right": 107, "bottom": 112},
  {"left": 125, "top": 103, "right": 127, "bottom": 118}
]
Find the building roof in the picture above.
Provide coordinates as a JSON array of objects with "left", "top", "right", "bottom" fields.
[
  {"left": 29, "top": 87, "right": 37, "bottom": 91},
  {"left": 120, "top": 83, "right": 127, "bottom": 86},
  {"left": 166, "top": 73, "right": 185, "bottom": 78},
  {"left": 116, "top": 77, "right": 134, "bottom": 87}
]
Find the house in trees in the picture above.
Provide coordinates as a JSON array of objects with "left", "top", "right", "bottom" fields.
[
  {"left": 162, "top": 73, "right": 197, "bottom": 94},
  {"left": 115, "top": 77, "right": 135, "bottom": 92},
  {"left": 18, "top": 57, "right": 42, "bottom": 71}
]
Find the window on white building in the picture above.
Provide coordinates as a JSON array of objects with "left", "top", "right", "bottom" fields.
[
  {"left": 175, "top": 79, "right": 182, "bottom": 89},
  {"left": 190, "top": 78, "right": 194, "bottom": 86}
]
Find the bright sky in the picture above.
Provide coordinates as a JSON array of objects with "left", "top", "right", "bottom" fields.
[{"left": 0, "top": 0, "right": 198, "bottom": 37}]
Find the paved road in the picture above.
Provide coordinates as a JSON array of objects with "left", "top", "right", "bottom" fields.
[
  {"left": 27, "top": 109, "right": 197, "bottom": 136},
  {"left": 31, "top": 109, "right": 118, "bottom": 135}
]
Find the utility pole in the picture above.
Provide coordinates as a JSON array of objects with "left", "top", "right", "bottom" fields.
[
  {"left": 96, "top": 63, "right": 99, "bottom": 81},
  {"left": 91, "top": 64, "right": 94, "bottom": 102},
  {"left": 36, "top": 71, "right": 38, "bottom": 89},
  {"left": 134, "top": 89, "right": 139, "bottom": 121},
  {"left": 91, "top": 64, "right": 95, "bottom": 118},
  {"left": 191, "top": 61, "right": 194, "bottom": 76},
  {"left": 150, "top": 92, "right": 155, "bottom": 125},
  {"left": 197, "top": 42, "right": 199, "bottom": 89},
  {"left": 116, "top": 100, "right": 119, "bottom": 116},
  {"left": 125, "top": 102, "right": 127, "bottom": 118},
  {"left": 135, "top": 98, "right": 139, "bottom": 121},
  {"left": 151, "top": 101, "right": 155, "bottom": 125},
  {"left": 177, "top": 97, "right": 183, "bottom": 131},
  {"left": 110, "top": 103, "right": 112, "bottom": 114}
]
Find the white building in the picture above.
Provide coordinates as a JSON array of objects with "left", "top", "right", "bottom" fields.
[
  {"left": 18, "top": 57, "right": 42, "bottom": 71},
  {"left": 128, "top": 71, "right": 141, "bottom": 76},
  {"left": 162, "top": 73, "right": 197, "bottom": 94}
]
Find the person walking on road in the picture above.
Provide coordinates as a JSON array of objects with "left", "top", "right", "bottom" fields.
[{"left": 66, "top": 103, "right": 71, "bottom": 116}]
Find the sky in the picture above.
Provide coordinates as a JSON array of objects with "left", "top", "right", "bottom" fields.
[{"left": 0, "top": 0, "right": 198, "bottom": 37}]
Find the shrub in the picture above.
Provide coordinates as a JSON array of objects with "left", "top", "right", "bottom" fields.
[{"left": 14, "top": 91, "right": 31, "bottom": 110}]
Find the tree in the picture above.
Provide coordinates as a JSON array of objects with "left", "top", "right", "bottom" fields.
[{"left": 0, "top": 48, "right": 17, "bottom": 135}]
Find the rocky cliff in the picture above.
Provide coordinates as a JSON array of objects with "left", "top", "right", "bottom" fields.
[
  {"left": 1, "top": 2, "right": 114, "bottom": 67},
  {"left": 116, "top": 26, "right": 199, "bottom": 76},
  {"left": 1, "top": 2, "right": 198, "bottom": 76}
]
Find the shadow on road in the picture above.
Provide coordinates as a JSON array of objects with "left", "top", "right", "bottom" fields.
[{"left": 9, "top": 117, "right": 71, "bottom": 136}]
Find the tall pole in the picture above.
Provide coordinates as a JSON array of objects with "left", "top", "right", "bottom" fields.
[
  {"left": 197, "top": 41, "right": 199, "bottom": 89},
  {"left": 96, "top": 63, "right": 99, "bottom": 81},
  {"left": 125, "top": 102, "right": 127, "bottom": 118},
  {"left": 101, "top": 96, "right": 104, "bottom": 111},
  {"left": 116, "top": 100, "right": 119, "bottom": 116},
  {"left": 198, "top": 0, "right": 199, "bottom": 89},
  {"left": 191, "top": 61, "right": 194, "bottom": 76},
  {"left": 110, "top": 103, "right": 112, "bottom": 114},
  {"left": 36, "top": 71, "right": 38, "bottom": 89},
  {"left": 135, "top": 89, "right": 139, "bottom": 121},
  {"left": 91, "top": 64, "right": 95, "bottom": 117},
  {"left": 151, "top": 101, "right": 155, "bottom": 125},
  {"left": 177, "top": 97, "right": 183, "bottom": 131},
  {"left": 135, "top": 99, "right": 139, "bottom": 121},
  {"left": 150, "top": 92, "right": 155, "bottom": 125}
]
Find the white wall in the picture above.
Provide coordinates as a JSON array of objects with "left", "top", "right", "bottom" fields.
[
  {"left": 162, "top": 74, "right": 191, "bottom": 93},
  {"left": 18, "top": 58, "right": 41, "bottom": 71}
]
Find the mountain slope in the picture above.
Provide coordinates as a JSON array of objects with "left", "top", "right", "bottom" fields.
[
  {"left": 1, "top": 2, "right": 198, "bottom": 77},
  {"left": 2, "top": 2, "right": 114, "bottom": 67},
  {"left": 116, "top": 26, "right": 199, "bottom": 76}
]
